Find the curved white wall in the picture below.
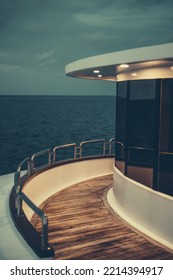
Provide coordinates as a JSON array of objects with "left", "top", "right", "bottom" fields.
[
  {"left": 107, "top": 165, "right": 173, "bottom": 250},
  {"left": 23, "top": 158, "right": 114, "bottom": 220}
]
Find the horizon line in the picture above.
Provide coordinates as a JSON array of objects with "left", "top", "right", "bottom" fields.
[{"left": 0, "top": 94, "right": 115, "bottom": 97}]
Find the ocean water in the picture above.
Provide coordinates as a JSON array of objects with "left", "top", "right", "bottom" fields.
[{"left": 0, "top": 95, "right": 115, "bottom": 175}]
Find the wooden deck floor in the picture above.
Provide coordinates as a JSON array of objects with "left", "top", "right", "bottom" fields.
[{"left": 32, "top": 175, "right": 173, "bottom": 260}]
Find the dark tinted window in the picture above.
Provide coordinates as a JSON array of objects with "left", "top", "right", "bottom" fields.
[{"left": 115, "top": 82, "right": 127, "bottom": 160}]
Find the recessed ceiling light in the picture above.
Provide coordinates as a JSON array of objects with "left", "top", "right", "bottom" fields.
[
  {"left": 93, "top": 69, "right": 100, "bottom": 73},
  {"left": 98, "top": 74, "right": 102, "bottom": 78},
  {"left": 120, "top": 64, "right": 129, "bottom": 68}
]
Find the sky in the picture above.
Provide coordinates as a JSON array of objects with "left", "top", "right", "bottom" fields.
[{"left": 0, "top": 0, "right": 173, "bottom": 96}]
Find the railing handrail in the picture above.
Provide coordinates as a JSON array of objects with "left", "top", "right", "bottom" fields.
[
  {"left": 160, "top": 151, "right": 173, "bottom": 155},
  {"left": 53, "top": 143, "right": 77, "bottom": 163},
  {"left": 18, "top": 192, "right": 48, "bottom": 250},
  {"left": 80, "top": 138, "right": 106, "bottom": 158},
  {"left": 31, "top": 148, "right": 51, "bottom": 171},
  {"left": 14, "top": 138, "right": 173, "bottom": 256},
  {"left": 14, "top": 137, "right": 115, "bottom": 256},
  {"left": 16, "top": 157, "right": 31, "bottom": 187},
  {"left": 128, "top": 146, "right": 154, "bottom": 152},
  {"left": 15, "top": 157, "right": 31, "bottom": 208},
  {"left": 16, "top": 138, "right": 115, "bottom": 197}
]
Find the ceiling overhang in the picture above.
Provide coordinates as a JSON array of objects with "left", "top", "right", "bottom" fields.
[{"left": 65, "top": 43, "right": 173, "bottom": 82}]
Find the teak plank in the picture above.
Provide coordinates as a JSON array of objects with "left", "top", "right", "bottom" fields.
[{"left": 31, "top": 175, "right": 173, "bottom": 259}]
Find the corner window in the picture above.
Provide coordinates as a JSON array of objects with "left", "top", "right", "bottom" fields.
[
  {"left": 128, "top": 80, "right": 156, "bottom": 165},
  {"left": 115, "top": 80, "right": 157, "bottom": 187}
]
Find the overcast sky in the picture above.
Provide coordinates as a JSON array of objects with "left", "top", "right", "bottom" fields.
[{"left": 0, "top": 0, "right": 173, "bottom": 96}]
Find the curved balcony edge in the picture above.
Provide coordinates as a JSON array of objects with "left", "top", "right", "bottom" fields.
[
  {"left": 9, "top": 156, "right": 114, "bottom": 259},
  {"left": 107, "top": 165, "right": 173, "bottom": 252}
]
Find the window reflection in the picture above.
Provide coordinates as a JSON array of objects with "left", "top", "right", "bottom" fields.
[
  {"left": 115, "top": 78, "right": 173, "bottom": 195},
  {"left": 115, "top": 80, "right": 156, "bottom": 188},
  {"left": 159, "top": 79, "right": 173, "bottom": 195},
  {"left": 116, "top": 81, "right": 127, "bottom": 157}
]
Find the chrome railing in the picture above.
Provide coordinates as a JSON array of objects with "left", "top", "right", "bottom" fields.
[
  {"left": 31, "top": 148, "right": 52, "bottom": 170},
  {"left": 115, "top": 141, "right": 154, "bottom": 163},
  {"left": 16, "top": 138, "right": 115, "bottom": 191},
  {"left": 80, "top": 138, "right": 106, "bottom": 158},
  {"left": 16, "top": 157, "right": 31, "bottom": 187},
  {"left": 14, "top": 138, "right": 115, "bottom": 254},
  {"left": 15, "top": 157, "right": 31, "bottom": 210},
  {"left": 53, "top": 143, "right": 77, "bottom": 163},
  {"left": 115, "top": 141, "right": 125, "bottom": 159},
  {"left": 109, "top": 138, "right": 116, "bottom": 155},
  {"left": 17, "top": 192, "right": 49, "bottom": 250}
]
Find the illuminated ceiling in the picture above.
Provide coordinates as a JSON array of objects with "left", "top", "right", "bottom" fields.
[{"left": 65, "top": 43, "right": 173, "bottom": 81}]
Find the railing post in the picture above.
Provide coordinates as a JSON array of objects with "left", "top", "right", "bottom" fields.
[
  {"left": 74, "top": 145, "right": 77, "bottom": 159},
  {"left": 79, "top": 143, "right": 83, "bottom": 158},
  {"left": 15, "top": 185, "right": 22, "bottom": 216},
  {"left": 30, "top": 159, "right": 34, "bottom": 174},
  {"left": 16, "top": 193, "right": 22, "bottom": 217},
  {"left": 52, "top": 149, "right": 56, "bottom": 164},
  {"left": 18, "top": 192, "right": 50, "bottom": 252},
  {"left": 48, "top": 151, "right": 52, "bottom": 166},
  {"left": 109, "top": 138, "right": 115, "bottom": 155},
  {"left": 42, "top": 215, "right": 48, "bottom": 250},
  {"left": 15, "top": 157, "right": 30, "bottom": 216},
  {"left": 103, "top": 140, "right": 106, "bottom": 156},
  {"left": 27, "top": 159, "right": 31, "bottom": 178}
]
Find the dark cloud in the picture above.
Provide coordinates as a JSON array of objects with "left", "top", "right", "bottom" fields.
[{"left": 0, "top": 0, "right": 173, "bottom": 95}]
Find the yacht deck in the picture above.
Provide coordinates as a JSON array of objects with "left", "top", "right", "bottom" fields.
[{"left": 31, "top": 175, "right": 173, "bottom": 260}]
